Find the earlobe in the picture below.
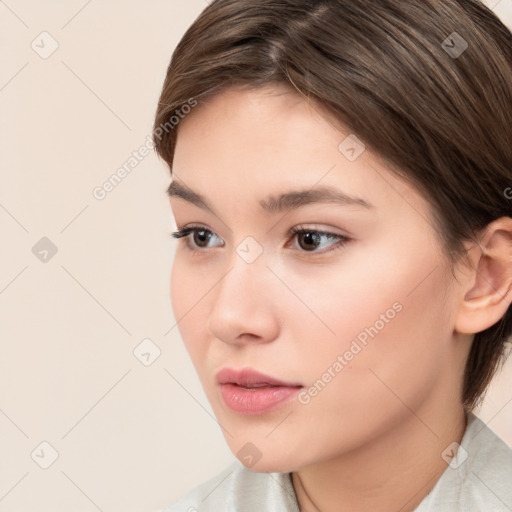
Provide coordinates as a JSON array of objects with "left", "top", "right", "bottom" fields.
[{"left": 454, "top": 217, "right": 512, "bottom": 335}]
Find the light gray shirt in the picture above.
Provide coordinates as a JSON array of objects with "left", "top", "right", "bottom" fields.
[{"left": 160, "top": 412, "right": 512, "bottom": 511}]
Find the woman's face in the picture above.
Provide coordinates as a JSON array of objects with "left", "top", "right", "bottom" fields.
[{"left": 169, "top": 84, "right": 467, "bottom": 473}]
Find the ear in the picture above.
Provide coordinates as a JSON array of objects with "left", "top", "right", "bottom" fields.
[{"left": 454, "top": 217, "right": 512, "bottom": 335}]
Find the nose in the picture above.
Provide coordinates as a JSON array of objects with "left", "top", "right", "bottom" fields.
[{"left": 207, "top": 256, "right": 280, "bottom": 347}]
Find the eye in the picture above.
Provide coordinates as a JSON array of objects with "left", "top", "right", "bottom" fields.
[
  {"left": 171, "top": 225, "right": 350, "bottom": 254},
  {"left": 290, "top": 227, "right": 349, "bottom": 253},
  {"left": 171, "top": 226, "right": 223, "bottom": 250}
]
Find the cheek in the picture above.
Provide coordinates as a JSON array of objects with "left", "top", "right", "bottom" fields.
[
  {"left": 288, "top": 242, "right": 452, "bottom": 403},
  {"left": 170, "top": 256, "right": 208, "bottom": 358},
  {"left": 259, "top": 257, "right": 453, "bottom": 465},
  {"left": 170, "top": 257, "right": 188, "bottom": 328}
]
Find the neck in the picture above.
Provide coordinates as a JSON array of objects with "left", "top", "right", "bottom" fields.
[{"left": 292, "top": 406, "right": 467, "bottom": 512}]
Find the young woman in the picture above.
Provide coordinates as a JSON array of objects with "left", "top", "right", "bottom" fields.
[{"left": 153, "top": 1, "right": 512, "bottom": 510}]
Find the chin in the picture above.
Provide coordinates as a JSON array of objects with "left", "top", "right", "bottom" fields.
[{"left": 228, "top": 440, "right": 305, "bottom": 474}]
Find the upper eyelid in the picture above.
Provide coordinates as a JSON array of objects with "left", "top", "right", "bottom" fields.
[{"left": 174, "top": 225, "right": 346, "bottom": 238}]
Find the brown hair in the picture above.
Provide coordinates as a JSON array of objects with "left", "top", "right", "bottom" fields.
[{"left": 153, "top": 0, "right": 512, "bottom": 410}]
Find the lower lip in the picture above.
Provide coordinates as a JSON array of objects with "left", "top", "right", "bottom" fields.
[{"left": 220, "top": 383, "right": 302, "bottom": 415}]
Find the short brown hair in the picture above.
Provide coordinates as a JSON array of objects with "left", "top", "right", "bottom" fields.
[{"left": 153, "top": 0, "right": 512, "bottom": 410}]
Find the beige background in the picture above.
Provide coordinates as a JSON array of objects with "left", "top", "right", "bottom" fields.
[{"left": 1, "top": 1, "right": 511, "bottom": 511}]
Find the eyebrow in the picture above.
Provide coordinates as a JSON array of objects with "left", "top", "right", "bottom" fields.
[{"left": 167, "top": 180, "right": 373, "bottom": 214}]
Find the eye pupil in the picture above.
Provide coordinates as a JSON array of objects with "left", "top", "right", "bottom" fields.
[
  {"left": 299, "top": 232, "right": 320, "bottom": 251},
  {"left": 194, "top": 229, "right": 210, "bottom": 247}
]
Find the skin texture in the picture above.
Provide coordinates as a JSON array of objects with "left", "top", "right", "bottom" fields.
[{"left": 168, "top": 84, "right": 512, "bottom": 512}]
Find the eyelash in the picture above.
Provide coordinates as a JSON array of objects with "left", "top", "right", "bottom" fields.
[{"left": 171, "top": 225, "right": 350, "bottom": 255}]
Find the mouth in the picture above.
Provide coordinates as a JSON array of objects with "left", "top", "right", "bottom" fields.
[
  {"left": 232, "top": 383, "right": 280, "bottom": 389},
  {"left": 216, "top": 367, "right": 303, "bottom": 415},
  {"left": 216, "top": 367, "right": 303, "bottom": 387}
]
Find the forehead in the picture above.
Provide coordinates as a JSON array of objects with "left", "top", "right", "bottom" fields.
[
  {"left": 175, "top": 84, "right": 340, "bottom": 156},
  {"left": 174, "top": 85, "right": 347, "bottom": 182},
  {"left": 171, "top": 84, "right": 433, "bottom": 226}
]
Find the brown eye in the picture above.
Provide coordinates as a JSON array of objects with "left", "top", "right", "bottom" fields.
[
  {"left": 172, "top": 226, "right": 223, "bottom": 250},
  {"left": 193, "top": 229, "right": 213, "bottom": 248},
  {"left": 290, "top": 228, "right": 350, "bottom": 254},
  {"left": 297, "top": 231, "right": 322, "bottom": 251}
]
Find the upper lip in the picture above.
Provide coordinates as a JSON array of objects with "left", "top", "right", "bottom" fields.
[{"left": 216, "top": 367, "right": 303, "bottom": 388}]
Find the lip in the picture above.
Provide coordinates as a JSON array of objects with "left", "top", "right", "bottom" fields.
[
  {"left": 216, "top": 367, "right": 303, "bottom": 415},
  {"left": 216, "top": 367, "right": 303, "bottom": 387}
]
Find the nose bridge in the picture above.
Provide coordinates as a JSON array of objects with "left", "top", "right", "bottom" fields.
[
  {"left": 208, "top": 247, "right": 279, "bottom": 344},
  {"left": 222, "top": 230, "right": 271, "bottom": 291},
  {"left": 216, "top": 250, "right": 268, "bottom": 311}
]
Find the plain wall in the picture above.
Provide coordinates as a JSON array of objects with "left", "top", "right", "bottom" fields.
[{"left": 1, "top": 1, "right": 511, "bottom": 511}]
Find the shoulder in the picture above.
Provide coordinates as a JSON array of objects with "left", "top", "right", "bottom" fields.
[
  {"left": 460, "top": 413, "right": 512, "bottom": 509},
  {"left": 416, "top": 412, "right": 512, "bottom": 511},
  {"left": 157, "top": 460, "right": 300, "bottom": 512}
]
